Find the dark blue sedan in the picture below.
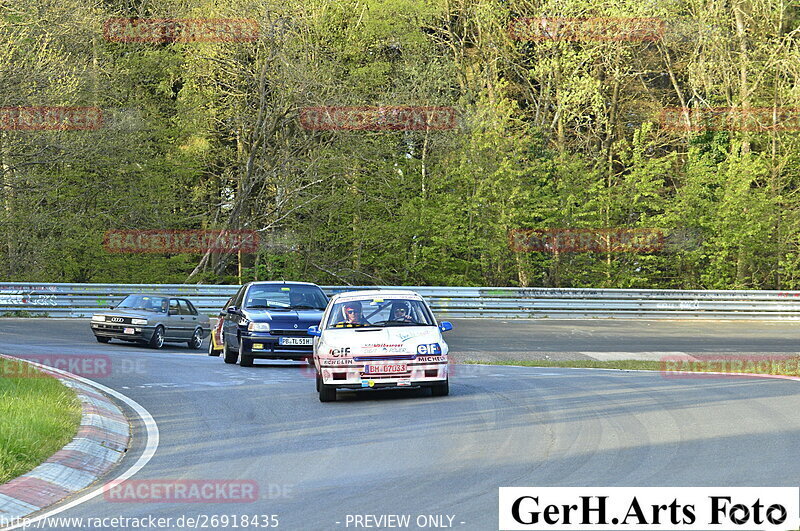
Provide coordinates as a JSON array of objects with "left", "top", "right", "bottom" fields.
[{"left": 221, "top": 281, "right": 327, "bottom": 367}]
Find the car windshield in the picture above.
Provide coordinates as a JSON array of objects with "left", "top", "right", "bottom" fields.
[
  {"left": 324, "top": 297, "right": 435, "bottom": 329},
  {"left": 244, "top": 285, "right": 327, "bottom": 310},
  {"left": 116, "top": 294, "right": 167, "bottom": 313}
]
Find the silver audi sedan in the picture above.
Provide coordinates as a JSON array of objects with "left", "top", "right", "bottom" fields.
[{"left": 90, "top": 294, "right": 209, "bottom": 349}]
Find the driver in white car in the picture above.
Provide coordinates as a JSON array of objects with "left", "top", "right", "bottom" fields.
[{"left": 391, "top": 302, "right": 414, "bottom": 322}]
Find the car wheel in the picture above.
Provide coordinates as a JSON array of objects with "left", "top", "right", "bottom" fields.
[
  {"left": 188, "top": 328, "right": 203, "bottom": 350},
  {"left": 431, "top": 379, "right": 449, "bottom": 397},
  {"left": 222, "top": 337, "right": 238, "bottom": 364},
  {"left": 208, "top": 334, "right": 220, "bottom": 356},
  {"left": 96, "top": 336, "right": 111, "bottom": 344},
  {"left": 315, "top": 371, "right": 321, "bottom": 392},
  {"left": 319, "top": 382, "right": 336, "bottom": 402},
  {"left": 239, "top": 341, "right": 253, "bottom": 367},
  {"left": 148, "top": 326, "right": 165, "bottom": 349}
]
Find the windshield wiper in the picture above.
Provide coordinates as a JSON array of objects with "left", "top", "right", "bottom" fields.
[
  {"left": 370, "top": 320, "right": 425, "bottom": 326},
  {"left": 289, "top": 305, "right": 325, "bottom": 310},
  {"left": 247, "top": 303, "right": 290, "bottom": 310}
]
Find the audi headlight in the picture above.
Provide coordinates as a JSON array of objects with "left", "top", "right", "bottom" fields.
[
  {"left": 131, "top": 318, "right": 148, "bottom": 325},
  {"left": 248, "top": 322, "right": 270, "bottom": 332},
  {"left": 92, "top": 315, "right": 105, "bottom": 322}
]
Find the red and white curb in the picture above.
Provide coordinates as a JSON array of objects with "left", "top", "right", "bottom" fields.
[{"left": 0, "top": 356, "right": 131, "bottom": 522}]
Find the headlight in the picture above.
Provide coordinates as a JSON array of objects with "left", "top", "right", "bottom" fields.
[
  {"left": 248, "top": 322, "right": 270, "bottom": 332},
  {"left": 131, "top": 318, "right": 148, "bottom": 325},
  {"left": 92, "top": 315, "right": 105, "bottom": 322}
]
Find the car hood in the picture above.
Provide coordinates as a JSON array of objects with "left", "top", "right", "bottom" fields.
[
  {"left": 94, "top": 309, "right": 163, "bottom": 318},
  {"left": 320, "top": 326, "right": 445, "bottom": 359},
  {"left": 244, "top": 309, "right": 323, "bottom": 328}
]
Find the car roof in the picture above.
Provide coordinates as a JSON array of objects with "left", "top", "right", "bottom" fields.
[
  {"left": 330, "top": 289, "right": 421, "bottom": 301},
  {"left": 245, "top": 281, "right": 319, "bottom": 287},
  {"left": 124, "top": 294, "right": 200, "bottom": 303}
]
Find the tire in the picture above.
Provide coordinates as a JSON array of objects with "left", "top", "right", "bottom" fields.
[
  {"left": 208, "top": 334, "right": 221, "bottom": 356},
  {"left": 431, "top": 379, "right": 449, "bottom": 397},
  {"left": 95, "top": 336, "right": 111, "bottom": 344},
  {"left": 319, "top": 382, "right": 336, "bottom": 402},
  {"left": 315, "top": 371, "right": 321, "bottom": 392},
  {"left": 148, "top": 326, "right": 165, "bottom": 349},
  {"left": 223, "top": 336, "right": 238, "bottom": 364},
  {"left": 188, "top": 328, "right": 203, "bottom": 350},
  {"left": 239, "top": 340, "right": 253, "bottom": 367}
]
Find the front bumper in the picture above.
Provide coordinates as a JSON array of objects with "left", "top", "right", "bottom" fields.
[
  {"left": 91, "top": 322, "right": 155, "bottom": 341},
  {"left": 240, "top": 333, "right": 313, "bottom": 360},
  {"left": 317, "top": 360, "right": 448, "bottom": 388}
]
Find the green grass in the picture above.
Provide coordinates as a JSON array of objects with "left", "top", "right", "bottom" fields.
[
  {"left": 464, "top": 357, "right": 800, "bottom": 377},
  {"left": 0, "top": 359, "right": 82, "bottom": 484},
  {"left": 0, "top": 310, "right": 44, "bottom": 318},
  {"left": 465, "top": 359, "right": 663, "bottom": 371}
]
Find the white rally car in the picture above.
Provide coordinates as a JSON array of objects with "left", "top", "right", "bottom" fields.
[{"left": 308, "top": 290, "right": 453, "bottom": 402}]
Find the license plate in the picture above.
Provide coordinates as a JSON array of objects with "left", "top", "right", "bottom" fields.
[
  {"left": 279, "top": 337, "right": 312, "bottom": 346},
  {"left": 365, "top": 364, "right": 407, "bottom": 374},
  {"left": 123, "top": 327, "right": 135, "bottom": 334}
]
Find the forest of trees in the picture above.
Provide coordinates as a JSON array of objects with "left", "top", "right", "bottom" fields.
[{"left": 1, "top": 0, "right": 799, "bottom": 289}]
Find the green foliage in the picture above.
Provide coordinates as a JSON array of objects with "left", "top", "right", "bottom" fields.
[{"left": 1, "top": 0, "right": 799, "bottom": 289}]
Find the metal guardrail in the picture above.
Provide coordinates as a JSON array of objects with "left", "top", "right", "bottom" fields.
[{"left": 2, "top": 283, "right": 800, "bottom": 319}]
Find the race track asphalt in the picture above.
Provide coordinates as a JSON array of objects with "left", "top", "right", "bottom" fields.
[{"left": 2, "top": 318, "right": 799, "bottom": 530}]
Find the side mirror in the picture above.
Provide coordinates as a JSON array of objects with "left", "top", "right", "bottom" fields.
[
  {"left": 227, "top": 306, "right": 238, "bottom": 314},
  {"left": 439, "top": 321, "right": 453, "bottom": 332},
  {"left": 307, "top": 325, "right": 321, "bottom": 337}
]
